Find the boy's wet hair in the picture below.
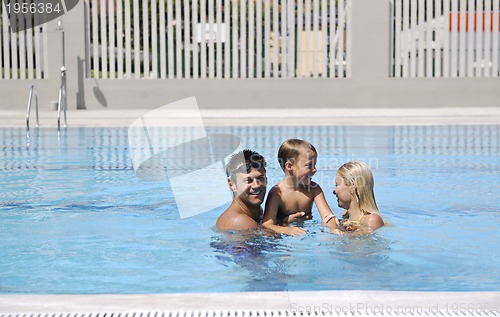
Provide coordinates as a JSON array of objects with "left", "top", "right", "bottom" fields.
[
  {"left": 225, "top": 149, "right": 266, "bottom": 180},
  {"left": 277, "top": 139, "right": 317, "bottom": 171}
]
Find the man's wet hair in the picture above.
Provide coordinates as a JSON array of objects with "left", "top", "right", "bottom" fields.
[{"left": 225, "top": 149, "right": 266, "bottom": 181}]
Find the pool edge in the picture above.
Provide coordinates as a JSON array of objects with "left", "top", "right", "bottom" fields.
[
  {"left": 1, "top": 290, "right": 499, "bottom": 314},
  {"left": 2, "top": 107, "right": 500, "bottom": 127}
]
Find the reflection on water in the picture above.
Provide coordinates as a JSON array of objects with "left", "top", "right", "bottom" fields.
[
  {"left": 210, "top": 222, "right": 401, "bottom": 292},
  {"left": 1, "top": 125, "right": 497, "bottom": 171},
  {"left": 210, "top": 230, "right": 292, "bottom": 291}
]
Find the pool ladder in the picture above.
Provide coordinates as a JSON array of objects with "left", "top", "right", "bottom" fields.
[
  {"left": 26, "top": 20, "right": 67, "bottom": 130},
  {"left": 57, "top": 65, "right": 68, "bottom": 130},
  {"left": 57, "top": 20, "right": 67, "bottom": 130},
  {"left": 26, "top": 85, "right": 39, "bottom": 129},
  {"left": 26, "top": 82, "right": 67, "bottom": 130}
]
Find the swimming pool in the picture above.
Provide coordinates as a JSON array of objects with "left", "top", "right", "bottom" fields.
[{"left": 0, "top": 124, "right": 499, "bottom": 294}]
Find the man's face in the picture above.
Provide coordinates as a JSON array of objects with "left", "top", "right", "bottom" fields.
[{"left": 231, "top": 167, "right": 267, "bottom": 206}]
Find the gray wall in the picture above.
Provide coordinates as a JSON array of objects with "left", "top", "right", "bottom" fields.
[{"left": 1, "top": 0, "right": 499, "bottom": 112}]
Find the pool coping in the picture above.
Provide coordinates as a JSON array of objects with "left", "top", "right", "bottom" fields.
[
  {"left": 1, "top": 290, "right": 500, "bottom": 314},
  {"left": 2, "top": 106, "right": 500, "bottom": 127}
]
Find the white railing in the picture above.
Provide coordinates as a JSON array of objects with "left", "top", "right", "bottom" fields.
[
  {"left": 85, "top": 0, "right": 352, "bottom": 79},
  {"left": 0, "top": 2, "right": 48, "bottom": 80},
  {"left": 3, "top": 0, "right": 499, "bottom": 81},
  {"left": 392, "top": 0, "right": 500, "bottom": 77}
]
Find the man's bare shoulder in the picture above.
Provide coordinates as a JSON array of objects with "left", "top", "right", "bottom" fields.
[{"left": 216, "top": 206, "right": 259, "bottom": 231}]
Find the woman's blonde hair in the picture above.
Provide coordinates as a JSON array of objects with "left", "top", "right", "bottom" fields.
[{"left": 337, "top": 160, "right": 380, "bottom": 216}]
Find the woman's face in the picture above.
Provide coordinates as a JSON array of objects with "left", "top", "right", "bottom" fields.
[{"left": 333, "top": 173, "right": 352, "bottom": 209}]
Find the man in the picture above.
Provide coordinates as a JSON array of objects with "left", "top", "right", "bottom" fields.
[{"left": 216, "top": 149, "right": 267, "bottom": 231}]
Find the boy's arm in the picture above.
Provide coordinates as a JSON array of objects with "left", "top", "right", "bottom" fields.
[
  {"left": 263, "top": 188, "right": 306, "bottom": 236},
  {"left": 312, "top": 185, "right": 339, "bottom": 232}
]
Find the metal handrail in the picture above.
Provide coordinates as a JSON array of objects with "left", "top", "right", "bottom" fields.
[
  {"left": 57, "top": 71, "right": 67, "bottom": 130},
  {"left": 56, "top": 20, "right": 67, "bottom": 130},
  {"left": 26, "top": 85, "right": 39, "bottom": 129}
]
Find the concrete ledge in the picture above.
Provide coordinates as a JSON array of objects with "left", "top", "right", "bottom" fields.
[
  {"left": 0, "top": 291, "right": 499, "bottom": 313},
  {"left": 2, "top": 78, "right": 500, "bottom": 111},
  {"left": 77, "top": 78, "right": 500, "bottom": 110},
  {"left": 2, "top": 107, "right": 500, "bottom": 128}
]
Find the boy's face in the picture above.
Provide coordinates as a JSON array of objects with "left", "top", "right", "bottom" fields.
[
  {"left": 230, "top": 167, "right": 267, "bottom": 206},
  {"left": 289, "top": 150, "right": 317, "bottom": 186}
]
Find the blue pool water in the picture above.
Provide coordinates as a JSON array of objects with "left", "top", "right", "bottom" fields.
[{"left": 0, "top": 125, "right": 499, "bottom": 294}]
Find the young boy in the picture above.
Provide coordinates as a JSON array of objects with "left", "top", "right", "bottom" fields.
[
  {"left": 216, "top": 149, "right": 267, "bottom": 231},
  {"left": 262, "top": 139, "right": 339, "bottom": 236}
]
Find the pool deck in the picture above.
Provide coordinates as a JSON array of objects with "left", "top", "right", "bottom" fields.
[{"left": 1, "top": 106, "right": 500, "bottom": 127}]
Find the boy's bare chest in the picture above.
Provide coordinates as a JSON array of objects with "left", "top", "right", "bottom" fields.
[{"left": 278, "top": 189, "right": 314, "bottom": 215}]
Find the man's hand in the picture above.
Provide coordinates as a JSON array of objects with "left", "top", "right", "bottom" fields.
[
  {"left": 281, "top": 211, "right": 312, "bottom": 223},
  {"left": 283, "top": 226, "right": 307, "bottom": 236}
]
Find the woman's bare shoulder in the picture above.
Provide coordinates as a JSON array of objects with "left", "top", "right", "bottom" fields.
[{"left": 364, "top": 213, "right": 385, "bottom": 230}]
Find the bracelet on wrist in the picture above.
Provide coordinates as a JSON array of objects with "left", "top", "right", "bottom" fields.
[{"left": 322, "top": 214, "right": 336, "bottom": 225}]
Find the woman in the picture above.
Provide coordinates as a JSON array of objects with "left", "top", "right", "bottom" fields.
[{"left": 333, "top": 161, "right": 385, "bottom": 235}]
